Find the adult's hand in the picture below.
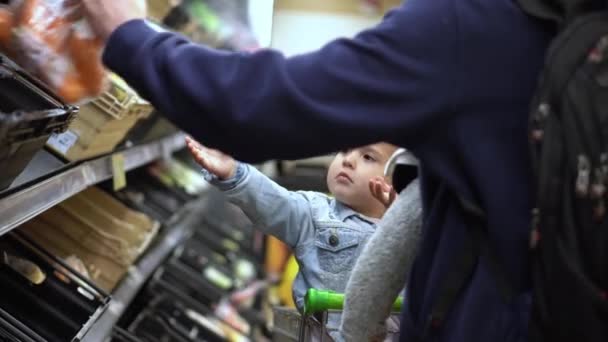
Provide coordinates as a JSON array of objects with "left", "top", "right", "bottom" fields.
[{"left": 67, "top": 0, "right": 147, "bottom": 42}]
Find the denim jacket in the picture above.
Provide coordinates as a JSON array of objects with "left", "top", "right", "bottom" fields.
[{"left": 204, "top": 163, "right": 380, "bottom": 313}]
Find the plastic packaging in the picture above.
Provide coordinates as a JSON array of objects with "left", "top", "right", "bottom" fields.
[
  {"left": 0, "top": 53, "right": 76, "bottom": 190},
  {"left": 1, "top": 0, "right": 108, "bottom": 103}
]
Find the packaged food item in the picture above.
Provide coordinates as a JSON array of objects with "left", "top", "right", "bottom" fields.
[{"left": 1, "top": 0, "right": 108, "bottom": 103}]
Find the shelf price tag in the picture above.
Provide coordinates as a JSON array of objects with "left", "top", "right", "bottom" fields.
[
  {"left": 47, "top": 130, "right": 78, "bottom": 154},
  {"left": 111, "top": 153, "right": 127, "bottom": 191}
]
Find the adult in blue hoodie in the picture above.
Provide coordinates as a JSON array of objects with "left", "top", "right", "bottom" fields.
[{"left": 78, "top": 0, "right": 554, "bottom": 340}]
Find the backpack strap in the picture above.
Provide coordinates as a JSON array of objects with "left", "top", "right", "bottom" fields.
[{"left": 421, "top": 195, "right": 516, "bottom": 339}]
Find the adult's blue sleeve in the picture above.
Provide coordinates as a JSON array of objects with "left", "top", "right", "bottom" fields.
[{"left": 102, "top": 1, "right": 456, "bottom": 163}]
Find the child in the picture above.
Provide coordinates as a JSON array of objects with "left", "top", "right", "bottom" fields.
[
  {"left": 339, "top": 149, "right": 423, "bottom": 341},
  {"left": 186, "top": 138, "right": 398, "bottom": 317}
]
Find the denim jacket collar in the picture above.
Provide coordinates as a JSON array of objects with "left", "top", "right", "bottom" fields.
[{"left": 332, "top": 200, "right": 380, "bottom": 224}]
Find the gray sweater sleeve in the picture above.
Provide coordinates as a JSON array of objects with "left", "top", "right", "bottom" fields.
[{"left": 338, "top": 179, "right": 423, "bottom": 341}]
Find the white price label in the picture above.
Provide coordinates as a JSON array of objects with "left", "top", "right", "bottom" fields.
[{"left": 47, "top": 130, "right": 78, "bottom": 154}]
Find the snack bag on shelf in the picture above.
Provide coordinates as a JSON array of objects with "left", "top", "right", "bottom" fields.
[{"left": 0, "top": 0, "right": 108, "bottom": 103}]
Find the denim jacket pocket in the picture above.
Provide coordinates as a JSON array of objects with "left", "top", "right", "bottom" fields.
[{"left": 315, "top": 228, "right": 361, "bottom": 274}]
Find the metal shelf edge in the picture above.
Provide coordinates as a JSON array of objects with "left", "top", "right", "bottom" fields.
[
  {"left": 0, "top": 166, "right": 89, "bottom": 236},
  {"left": 0, "top": 132, "right": 187, "bottom": 235}
]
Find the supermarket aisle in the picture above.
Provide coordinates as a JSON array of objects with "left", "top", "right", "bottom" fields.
[{"left": 0, "top": 1, "right": 399, "bottom": 341}]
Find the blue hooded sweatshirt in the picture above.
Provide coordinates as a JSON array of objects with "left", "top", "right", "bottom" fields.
[{"left": 102, "top": 0, "right": 553, "bottom": 340}]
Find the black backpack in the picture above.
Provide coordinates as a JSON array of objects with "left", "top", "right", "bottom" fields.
[
  {"left": 421, "top": 1, "right": 608, "bottom": 341},
  {"left": 520, "top": 1, "right": 608, "bottom": 340}
]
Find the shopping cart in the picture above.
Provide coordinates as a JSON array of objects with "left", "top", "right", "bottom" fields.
[{"left": 272, "top": 289, "right": 403, "bottom": 341}]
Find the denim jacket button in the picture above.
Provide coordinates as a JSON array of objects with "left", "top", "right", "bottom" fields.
[{"left": 329, "top": 234, "right": 339, "bottom": 246}]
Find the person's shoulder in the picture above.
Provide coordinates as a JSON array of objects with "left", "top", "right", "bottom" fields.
[
  {"left": 376, "top": 0, "right": 455, "bottom": 28},
  {"left": 387, "top": 0, "right": 528, "bottom": 28}
]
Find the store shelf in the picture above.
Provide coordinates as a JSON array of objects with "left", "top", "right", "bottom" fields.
[
  {"left": 0, "top": 132, "right": 187, "bottom": 236},
  {"left": 80, "top": 197, "right": 209, "bottom": 342},
  {"left": 10, "top": 150, "right": 66, "bottom": 188}
]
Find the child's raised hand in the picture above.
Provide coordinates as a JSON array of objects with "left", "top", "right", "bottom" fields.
[
  {"left": 369, "top": 176, "right": 397, "bottom": 208},
  {"left": 186, "top": 136, "right": 237, "bottom": 180}
]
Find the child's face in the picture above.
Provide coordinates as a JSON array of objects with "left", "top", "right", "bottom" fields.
[{"left": 326, "top": 143, "right": 397, "bottom": 218}]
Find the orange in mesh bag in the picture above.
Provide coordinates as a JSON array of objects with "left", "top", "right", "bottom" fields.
[
  {"left": 3, "top": 0, "right": 108, "bottom": 103},
  {"left": 0, "top": 7, "right": 14, "bottom": 47}
]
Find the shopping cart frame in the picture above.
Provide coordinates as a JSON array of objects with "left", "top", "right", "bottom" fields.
[
  {"left": 273, "top": 307, "right": 400, "bottom": 342},
  {"left": 272, "top": 307, "right": 332, "bottom": 341}
]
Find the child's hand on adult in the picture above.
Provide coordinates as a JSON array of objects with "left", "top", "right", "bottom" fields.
[
  {"left": 186, "top": 136, "right": 237, "bottom": 180},
  {"left": 369, "top": 176, "right": 397, "bottom": 208}
]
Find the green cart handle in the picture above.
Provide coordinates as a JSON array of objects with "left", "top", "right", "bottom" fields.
[{"left": 303, "top": 288, "right": 404, "bottom": 316}]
